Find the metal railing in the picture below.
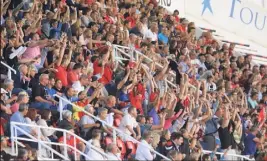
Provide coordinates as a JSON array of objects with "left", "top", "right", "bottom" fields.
[
  {"left": 54, "top": 94, "right": 171, "bottom": 161},
  {"left": 10, "top": 122, "right": 109, "bottom": 160},
  {"left": 202, "top": 150, "right": 254, "bottom": 161},
  {"left": 113, "top": 44, "right": 177, "bottom": 88},
  {"left": 54, "top": 93, "right": 254, "bottom": 161},
  {"left": 1, "top": 61, "right": 16, "bottom": 79}
]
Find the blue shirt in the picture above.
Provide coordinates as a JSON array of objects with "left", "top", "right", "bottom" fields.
[
  {"left": 179, "top": 62, "right": 189, "bottom": 73},
  {"left": 243, "top": 133, "right": 256, "bottom": 155},
  {"left": 148, "top": 108, "right": 160, "bottom": 125},
  {"left": 49, "top": 22, "right": 62, "bottom": 40},
  {"left": 158, "top": 33, "right": 168, "bottom": 44},
  {"left": 45, "top": 87, "right": 57, "bottom": 98},
  {"left": 10, "top": 112, "right": 31, "bottom": 136}
]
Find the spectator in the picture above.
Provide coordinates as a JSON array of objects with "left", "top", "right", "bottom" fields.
[
  {"left": 10, "top": 103, "right": 37, "bottom": 149},
  {"left": 86, "top": 139, "right": 105, "bottom": 160},
  {"left": 61, "top": 87, "right": 78, "bottom": 111},
  {"left": 86, "top": 107, "right": 111, "bottom": 140},
  {"left": 16, "top": 148, "right": 29, "bottom": 161},
  {"left": 36, "top": 109, "right": 55, "bottom": 139},
  {"left": 119, "top": 107, "right": 141, "bottom": 141},
  {"left": 10, "top": 92, "right": 29, "bottom": 113},
  {"left": 84, "top": 129, "right": 102, "bottom": 155},
  {"left": 79, "top": 105, "right": 99, "bottom": 139},
  {"left": 163, "top": 132, "right": 184, "bottom": 155},
  {"left": 0, "top": 88, "right": 12, "bottom": 119},
  {"left": 68, "top": 63, "right": 83, "bottom": 86},
  {"left": 106, "top": 143, "right": 121, "bottom": 160},
  {"left": 1, "top": 0, "right": 267, "bottom": 160},
  {"left": 30, "top": 74, "right": 57, "bottom": 110},
  {"left": 72, "top": 74, "right": 89, "bottom": 94},
  {"left": 167, "top": 150, "right": 184, "bottom": 161},
  {"left": 243, "top": 126, "right": 265, "bottom": 159},
  {"left": 135, "top": 131, "right": 156, "bottom": 161},
  {"left": 3, "top": 79, "right": 17, "bottom": 107}
]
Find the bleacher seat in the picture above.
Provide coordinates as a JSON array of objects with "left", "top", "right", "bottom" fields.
[
  {"left": 125, "top": 141, "right": 137, "bottom": 159},
  {"left": 116, "top": 138, "right": 126, "bottom": 159}
]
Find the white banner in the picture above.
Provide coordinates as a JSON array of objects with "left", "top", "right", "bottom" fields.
[{"left": 158, "top": 0, "right": 267, "bottom": 49}]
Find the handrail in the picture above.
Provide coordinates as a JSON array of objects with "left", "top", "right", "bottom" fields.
[
  {"left": 10, "top": 121, "right": 109, "bottom": 160},
  {"left": 10, "top": 122, "right": 69, "bottom": 160},
  {"left": 202, "top": 150, "right": 253, "bottom": 161},
  {"left": 1, "top": 61, "right": 17, "bottom": 79},
  {"left": 113, "top": 45, "right": 177, "bottom": 88},
  {"left": 113, "top": 45, "right": 198, "bottom": 90},
  {"left": 54, "top": 94, "right": 171, "bottom": 161}
]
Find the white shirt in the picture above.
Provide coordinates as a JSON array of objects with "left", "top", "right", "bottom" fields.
[
  {"left": 86, "top": 148, "right": 106, "bottom": 160},
  {"left": 135, "top": 140, "right": 155, "bottom": 161},
  {"left": 141, "top": 25, "right": 149, "bottom": 36},
  {"left": 37, "top": 119, "right": 55, "bottom": 137},
  {"left": 72, "top": 81, "right": 85, "bottom": 93},
  {"left": 106, "top": 152, "right": 121, "bottom": 160},
  {"left": 144, "top": 29, "right": 158, "bottom": 41},
  {"left": 118, "top": 114, "right": 138, "bottom": 141}
]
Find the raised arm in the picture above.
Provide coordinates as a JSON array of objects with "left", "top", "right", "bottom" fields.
[{"left": 117, "top": 68, "right": 130, "bottom": 90}]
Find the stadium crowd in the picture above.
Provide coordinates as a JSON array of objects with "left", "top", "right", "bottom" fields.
[{"left": 0, "top": 0, "right": 267, "bottom": 160}]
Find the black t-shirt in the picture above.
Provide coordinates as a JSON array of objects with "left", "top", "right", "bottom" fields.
[
  {"left": 3, "top": 45, "right": 19, "bottom": 68},
  {"left": 31, "top": 83, "right": 47, "bottom": 102},
  {"left": 218, "top": 126, "right": 232, "bottom": 149},
  {"left": 180, "top": 138, "right": 190, "bottom": 156}
]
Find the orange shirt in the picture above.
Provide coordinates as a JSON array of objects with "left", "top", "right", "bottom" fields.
[{"left": 176, "top": 25, "right": 186, "bottom": 33}]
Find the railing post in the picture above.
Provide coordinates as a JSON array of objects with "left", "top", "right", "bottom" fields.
[
  {"left": 37, "top": 127, "right": 41, "bottom": 157},
  {"left": 59, "top": 98, "right": 63, "bottom": 121},
  {"left": 7, "top": 69, "right": 11, "bottom": 80},
  {"left": 11, "top": 123, "right": 15, "bottom": 155},
  {"left": 63, "top": 131, "right": 68, "bottom": 159},
  {"left": 74, "top": 135, "right": 77, "bottom": 160},
  {"left": 113, "top": 128, "right": 116, "bottom": 144},
  {"left": 15, "top": 126, "right": 18, "bottom": 155}
]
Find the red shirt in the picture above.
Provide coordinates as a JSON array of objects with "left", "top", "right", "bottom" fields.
[
  {"left": 126, "top": 16, "right": 136, "bottom": 28},
  {"left": 129, "top": 91, "right": 143, "bottom": 114},
  {"left": 93, "top": 60, "right": 113, "bottom": 85},
  {"left": 104, "top": 16, "right": 114, "bottom": 24},
  {"left": 55, "top": 65, "right": 68, "bottom": 87},
  {"left": 67, "top": 70, "right": 79, "bottom": 86},
  {"left": 174, "top": 16, "right": 180, "bottom": 23}
]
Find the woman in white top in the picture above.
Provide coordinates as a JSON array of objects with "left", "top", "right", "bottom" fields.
[
  {"left": 36, "top": 109, "right": 55, "bottom": 138},
  {"left": 25, "top": 109, "right": 51, "bottom": 157}
]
